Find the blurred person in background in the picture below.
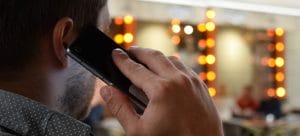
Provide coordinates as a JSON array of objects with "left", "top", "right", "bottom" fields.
[
  {"left": 236, "top": 85, "right": 259, "bottom": 118},
  {"left": 257, "top": 90, "right": 283, "bottom": 119},
  {"left": 0, "top": 0, "right": 223, "bottom": 136}
]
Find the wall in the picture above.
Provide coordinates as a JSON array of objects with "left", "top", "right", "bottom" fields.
[
  {"left": 286, "top": 29, "right": 300, "bottom": 108},
  {"left": 216, "top": 28, "right": 254, "bottom": 97}
]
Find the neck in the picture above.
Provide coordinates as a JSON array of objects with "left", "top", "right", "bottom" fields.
[{"left": 0, "top": 70, "right": 61, "bottom": 109}]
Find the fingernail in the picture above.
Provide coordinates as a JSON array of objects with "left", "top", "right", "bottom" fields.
[
  {"left": 113, "top": 48, "right": 126, "bottom": 56},
  {"left": 100, "top": 87, "right": 112, "bottom": 102}
]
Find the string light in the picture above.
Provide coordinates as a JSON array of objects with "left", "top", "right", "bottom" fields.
[
  {"left": 206, "top": 38, "right": 215, "bottom": 48},
  {"left": 267, "top": 88, "right": 276, "bottom": 97},
  {"left": 184, "top": 25, "right": 194, "bottom": 35},
  {"left": 198, "top": 39, "right": 206, "bottom": 49},
  {"left": 206, "top": 54, "right": 216, "bottom": 65},
  {"left": 207, "top": 71, "right": 216, "bottom": 81},
  {"left": 208, "top": 88, "right": 217, "bottom": 97},
  {"left": 124, "top": 15, "right": 134, "bottom": 24},
  {"left": 275, "top": 72, "right": 285, "bottom": 82},
  {"left": 276, "top": 42, "right": 285, "bottom": 52},
  {"left": 275, "top": 57, "right": 285, "bottom": 67},
  {"left": 199, "top": 72, "right": 207, "bottom": 81},
  {"left": 268, "top": 58, "right": 275, "bottom": 68},
  {"left": 114, "top": 16, "right": 124, "bottom": 25},
  {"left": 114, "top": 34, "right": 124, "bottom": 44},
  {"left": 171, "top": 35, "right": 181, "bottom": 45},
  {"left": 124, "top": 33, "right": 134, "bottom": 43},
  {"left": 198, "top": 55, "right": 207, "bottom": 65},
  {"left": 197, "top": 23, "right": 206, "bottom": 32},
  {"left": 206, "top": 9, "right": 216, "bottom": 19},
  {"left": 206, "top": 22, "right": 216, "bottom": 32},
  {"left": 172, "top": 25, "right": 181, "bottom": 33},
  {"left": 276, "top": 87, "right": 286, "bottom": 98},
  {"left": 275, "top": 27, "right": 285, "bottom": 36},
  {"left": 171, "top": 18, "right": 181, "bottom": 25}
]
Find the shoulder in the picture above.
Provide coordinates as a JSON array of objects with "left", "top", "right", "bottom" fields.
[{"left": 0, "top": 126, "right": 19, "bottom": 136}]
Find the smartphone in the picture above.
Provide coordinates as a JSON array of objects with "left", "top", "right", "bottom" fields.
[{"left": 67, "top": 25, "right": 148, "bottom": 114}]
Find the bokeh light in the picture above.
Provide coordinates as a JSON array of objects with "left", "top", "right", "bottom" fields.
[
  {"left": 275, "top": 72, "right": 285, "bottom": 82},
  {"left": 275, "top": 57, "right": 285, "bottom": 67},
  {"left": 206, "top": 9, "right": 216, "bottom": 19},
  {"left": 206, "top": 38, "right": 215, "bottom": 48},
  {"left": 172, "top": 25, "right": 181, "bottom": 33},
  {"left": 124, "top": 33, "right": 134, "bottom": 43},
  {"left": 276, "top": 87, "right": 286, "bottom": 98},
  {"left": 184, "top": 25, "right": 194, "bottom": 35},
  {"left": 207, "top": 71, "right": 216, "bottom": 81},
  {"left": 124, "top": 15, "right": 134, "bottom": 24},
  {"left": 114, "top": 16, "right": 124, "bottom": 25},
  {"left": 198, "top": 39, "right": 206, "bottom": 49},
  {"left": 267, "top": 88, "right": 276, "bottom": 97},
  {"left": 275, "top": 27, "right": 285, "bottom": 37},
  {"left": 276, "top": 42, "right": 285, "bottom": 52},
  {"left": 208, "top": 88, "right": 217, "bottom": 97},
  {"left": 198, "top": 55, "right": 207, "bottom": 65},
  {"left": 114, "top": 34, "right": 124, "bottom": 44},
  {"left": 206, "top": 22, "right": 216, "bottom": 32},
  {"left": 171, "top": 18, "right": 181, "bottom": 25},
  {"left": 268, "top": 58, "right": 275, "bottom": 68},
  {"left": 206, "top": 54, "right": 216, "bottom": 65},
  {"left": 199, "top": 72, "right": 207, "bottom": 81},
  {"left": 197, "top": 23, "right": 206, "bottom": 32},
  {"left": 171, "top": 35, "right": 181, "bottom": 45}
]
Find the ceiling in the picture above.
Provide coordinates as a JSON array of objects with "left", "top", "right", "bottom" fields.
[{"left": 231, "top": 0, "right": 300, "bottom": 9}]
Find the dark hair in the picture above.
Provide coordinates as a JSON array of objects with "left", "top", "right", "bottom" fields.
[{"left": 0, "top": 0, "right": 107, "bottom": 73}]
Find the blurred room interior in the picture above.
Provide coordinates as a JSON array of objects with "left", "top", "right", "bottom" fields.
[{"left": 86, "top": 0, "right": 300, "bottom": 135}]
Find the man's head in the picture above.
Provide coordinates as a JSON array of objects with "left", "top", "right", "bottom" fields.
[{"left": 0, "top": 0, "right": 109, "bottom": 119}]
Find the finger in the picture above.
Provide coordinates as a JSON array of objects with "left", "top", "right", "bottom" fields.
[
  {"left": 127, "top": 46, "right": 177, "bottom": 77},
  {"left": 100, "top": 86, "right": 139, "bottom": 131},
  {"left": 167, "top": 56, "right": 190, "bottom": 74},
  {"left": 112, "top": 49, "right": 160, "bottom": 98}
]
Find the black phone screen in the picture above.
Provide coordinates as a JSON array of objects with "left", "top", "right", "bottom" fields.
[{"left": 67, "top": 25, "right": 147, "bottom": 110}]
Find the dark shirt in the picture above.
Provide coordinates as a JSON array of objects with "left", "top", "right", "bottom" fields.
[{"left": 0, "top": 89, "right": 93, "bottom": 136}]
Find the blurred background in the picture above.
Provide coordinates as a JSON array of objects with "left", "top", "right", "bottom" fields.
[{"left": 85, "top": 0, "right": 300, "bottom": 135}]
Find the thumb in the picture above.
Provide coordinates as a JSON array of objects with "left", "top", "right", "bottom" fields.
[{"left": 100, "top": 86, "right": 139, "bottom": 130}]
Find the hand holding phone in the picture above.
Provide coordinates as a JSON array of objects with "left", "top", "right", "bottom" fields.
[{"left": 67, "top": 25, "right": 148, "bottom": 114}]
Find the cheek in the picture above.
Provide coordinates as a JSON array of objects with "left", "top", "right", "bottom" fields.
[{"left": 97, "top": 6, "right": 110, "bottom": 32}]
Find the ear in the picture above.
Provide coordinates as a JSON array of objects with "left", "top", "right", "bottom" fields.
[{"left": 52, "top": 17, "right": 76, "bottom": 68}]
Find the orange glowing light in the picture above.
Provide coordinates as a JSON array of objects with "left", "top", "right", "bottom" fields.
[
  {"left": 124, "top": 15, "right": 134, "bottom": 24},
  {"left": 275, "top": 72, "right": 285, "bottom": 82},
  {"left": 199, "top": 72, "right": 207, "bottom": 81},
  {"left": 206, "top": 38, "right": 215, "bottom": 48},
  {"left": 197, "top": 23, "right": 206, "bottom": 32},
  {"left": 124, "top": 33, "right": 134, "bottom": 43},
  {"left": 275, "top": 27, "right": 284, "bottom": 36},
  {"left": 206, "top": 54, "right": 216, "bottom": 65},
  {"left": 172, "top": 25, "right": 181, "bottom": 33},
  {"left": 267, "top": 88, "right": 276, "bottom": 97},
  {"left": 208, "top": 88, "right": 217, "bottom": 97},
  {"left": 267, "top": 29, "right": 275, "bottom": 37},
  {"left": 275, "top": 57, "right": 285, "bottom": 67},
  {"left": 276, "top": 42, "right": 285, "bottom": 52},
  {"left": 114, "top": 16, "right": 124, "bottom": 25},
  {"left": 198, "top": 55, "right": 207, "bottom": 65},
  {"left": 207, "top": 71, "right": 216, "bottom": 81},
  {"left": 198, "top": 39, "right": 206, "bottom": 49},
  {"left": 268, "top": 58, "right": 275, "bottom": 68},
  {"left": 276, "top": 87, "right": 286, "bottom": 98},
  {"left": 171, "top": 35, "right": 181, "bottom": 45},
  {"left": 206, "top": 22, "right": 216, "bottom": 32},
  {"left": 114, "top": 34, "right": 124, "bottom": 44},
  {"left": 171, "top": 18, "right": 181, "bottom": 25},
  {"left": 206, "top": 9, "right": 216, "bottom": 19}
]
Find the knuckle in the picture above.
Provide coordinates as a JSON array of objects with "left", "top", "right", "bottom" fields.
[{"left": 107, "top": 100, "right": 122, "bottom": 117}]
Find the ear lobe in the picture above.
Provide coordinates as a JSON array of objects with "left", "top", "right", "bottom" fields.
[{"left": 52, "top": 17, "right": 75, "bottom": 68}]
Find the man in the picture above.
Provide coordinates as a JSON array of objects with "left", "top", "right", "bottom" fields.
[{"left": 0, "top": 0, "right": 223, "bottom": 135}]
